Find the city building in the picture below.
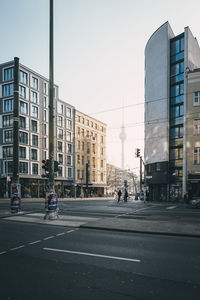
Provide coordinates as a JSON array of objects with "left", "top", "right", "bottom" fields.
[
  {"left": 145, "top": 22, "right": 200, "bottom": 201},
  {"left": 0, "top": 58, "right": 74, "bottom": 198},
  {"left": 75, "top": 110, "right": 107, "bottom": 196}
]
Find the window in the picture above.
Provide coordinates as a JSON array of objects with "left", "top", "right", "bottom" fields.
[
  {"left": 194, "top": 92, "right": 200, "bottom": 106},
  {"left": 31, "top": 120, "right": 37, "bottom": 132},
  {"left": 77, "top": 116, "right": 81, "bottom": 122},
  {"left": 57, "top": 116, "right": 63, "bottom": 127},
  {"left": 66, "top": 107, "right": 71, "bottom": 118},
  {"left": 43, "top": 110, "right": 47, "bottom": 121},
  {"left": 170, "top": 104, "right": 184, "bottom": 119},
  {"left": 101, "top": 147, "right": 104, "bottom": 155},
  {"left": 42, "top": 137, "right": 46, "bottom": 148},
  {"left": 82, "top": 142, "right": 84, "bottom": 150},
  {"left": 4, "top": 130, "right": 13, "bottom": 143},
  {"left": 20, "top": 70, "right": 28, "bottom": 85},
  {"left": 101, "top": 136, "right": 104, "bottom": 143},
  {"left": 43, "top": 96, "right": 47, "bottom": 108},
  {"left": 3, "top": 146, "right": 13, "bottom": 158},
  {"left": 66, "top": 119, "right": 72, "bottom": 130},
  {"left": 43, "top": 124, "right": 47, "bottom": 135},
  {"left": 92, "top": 171, "right": 95, "bottom": 181},
  {"left": 32, "top": 163, "right": 38, "bottom": 175},
  {"left": 4, "top": 99, "right": 13, "bottom": 112},
  {"left": 19, "top": 131, "right": 28, "bottom": 144},
  {"left": 32, "top": 135, "right": 38, "bottom": 146},
  {"left": 92, "top": 144, "right": 95, "bottom": 154},
  {"left": 77, "top": 154, "right": 80, "bottom": 164},
  {"left": 87, "top": 143, "right": 90, "bottom": 154},
  {"left": 87, "top": 120, "right": 89, "bottom": 126},
  {"left": 92, "top": 157, "right": 95, "bottom": 168},
  {"left": 101, "top": 173, "right": 104, "bottom": 182},
  {"left": 58, "top": 167, "right": 62, "bottom": 177},
  {"left": 31, "top": 91, "right": 38, "bottom": 103},
  {"left": 81, "top": 156, "right": 84, "bottom": 165},
  {"left": 58, "top": 154, "right": 63, "bottom": 164},
  {"left": 101, "top": 160, "right": 104, "bottom": 168},
  {"left": 170, "top": 126, "right": 183, "bottom": 139},
  {"left": 194, "top": 148, "right": 200, "bottom": 165},
  {"left": 95, "top": 123, "right": 97, "bottom": 129},
  {"left": 67, "top": 156, "right": 71, "bottom": 165},
  {"left": 31, "top": 106, "right": 38, "bottom": 118},
  {"left": 58, "top": 128, "right": 64, "bottom": 139},
  {"left": 4, "top": 67, "right": 14, "bottom": 81},
  {"left": 66, "top": 131, "right": 71, "bottom": 142},
  {"left": 77, "top": 127, "right": 80, "bottom": 135},
  {"left": 67, "top": 143, "right": 72, "bottom": 153},
  {"left": 77, "top": 169, "right": 80, "bottom": 179},
  {"left": 3, "top": 115, "right": 13, "bottom": 127},
  {"left": 19, "top": 85, "right": 26, "bottom": 99},
  {"left": 68, "top": 167, "right": 72, "bottom": 178},
  {"left": 170, "top": 83, "right": 184, "bottom": 98},
  {"left": 31, "top": 149, "right": 37, "bottom": 160},
  {"left": 194, "top": 119, "right": 200, "bottom": 135},
  {"left": 19, "top": 162, "right": 28, "bottom": 174},
  {"left": 2, "top": 83, "right": 14, "bottom": 97},
  {"left": 19, "top": 101, "right": 28, "bottom": 114},
  {"left": 31, "top": 77, "right": 38, "bottom": 90},
  {"left": 78, "top": 140, "right": 80, "bottom": 150},
  {"left": 81, "top": 129, "right": 84, "bottom": 137},
  {"left": 82, "top": 117, "right": 85, "bottom": 124},
  {"left": 19, "top": 147, "right": 26, "bottom": 159},
  {"left": 5, "top": 161, "right": 13, "bottom": 174},
  {"left": 57, "top": 141, "right": 63, "bottom": 152},
  {"left": 19, "top": 116, "right": 26, "bottom": 129},
  {"left": 43, "top": 83, "right": 47, "bottom": 94}
]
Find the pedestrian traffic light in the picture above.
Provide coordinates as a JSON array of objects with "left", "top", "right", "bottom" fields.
[
  {"left": 54, "top": 161, "right": 60, "bottom": 172},
  {"left": 136, "top": 148, "right": 140, "bottom": 157}
]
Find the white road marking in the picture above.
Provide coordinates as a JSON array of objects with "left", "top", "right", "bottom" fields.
[
  {"left": 10, "top": 245, "right": 25, "bottom": 251},
  {"left": 0, "top": 251, "right": 7, "bottom": 255},
  {"left": 43, "top": 247, "right": 141, "bottom": 263},
  {"left": 43, "top": 236, "right": 55, "bottom": 240},
  {"left": 29, "top": 240, "right": 41, "bottom": 245},
  {"left": 56, "top": 232, "right": 65, "bottom": 236},
  {"left": 166, "top": 206, "right": 177, "bottom": 210},
  {"left": 66, "top": 229, "right": 75, "bottom": 233}
]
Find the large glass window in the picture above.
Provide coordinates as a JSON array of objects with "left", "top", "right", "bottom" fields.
[
  {"left": 68, "top": 167, "right": 72, "bottom": 178},
  {"left": 67, "top": 143, "right": 72, "bottom": 153},
  {"left": 31, "top": 91, "right": 38, "bottom": 103},
  {"left": 2, "top": 84, "right": 14, "bottom": 97},
  {"left": 170, "top": 104, "right": 184, "bottom": 119},
  {"left": 19, "top": 147, "right": 26, "bottom": 159},
  {"left": 19, "top": 162, "right": 28, "bottom": 174},
  {"left": 3, "top": 99, "right": 13, "bottom": 112},
  {"left": 194, "top": 148, "right": 200, "bottom": 165},
  {"left": 19, "top": 101, "right": 28, "bottom": 114},
  {"left": 19, "top": 116, "right": 26, "bottom": 129},
  {"left": 19, "top": 85, "right": 26, "bottom": 99},
  {"left": 4, "top": 67, "right": 14, "bottom": 81},
  {"left": 66, "top": 131, "right": 71, "bottom": 141},
  {"left": 20, "top": 70, "right": 28, "bottom": 85},
  {"left": 31, "top": 106, "right": 38, "bottom": 118},
  {"left": 3, "top": 115, "right": 13, "bottom": 127},
  {"left": 32, "top": 135, "right": 38, "bottom": 146},
  {"left": 31, "top": 120, "right": 38, "bottom": 132},
  {"left": 57, "top": 129, "right": 63, "bottom": 139},
  {"left": 57, "top": 141, "right": 63, "bottom": 152},
  {"left": 19, "top": 131, "right": 28, "bottom": 144},
  {"left": 67, "top": 119, "right": 72, "bottom": 130},
  {"left": 57, "top": 116, "right": 63, "bottom": 127},
  {"left": 58, "top": 154, "right": 63, "bottom": 164},
  {"left": 4, "top": 130, "right": 13, "bottom": 143},
  {"left": 194, "top": 119, "right": 200, "bottom": 135},
  {"left": 31, "top": 149, "right": 37, "bottom": 160},
  {"left": 31, "top": 77, "right": 38, "bottom": 90},
  {"left": 66, "top": 107, "right": 71, "bottom": 118},
  {"left": 194, "top": 91, "right": 200, "bottom": 106},
  {"left": 67, "top": 155, "right": 72, "bottom": 165},
  {"left": 32, "top": 163, "right": 38, "bottom": 175},
  {"left": 3, "top": 146, "right": 13, "bottom": 158}
]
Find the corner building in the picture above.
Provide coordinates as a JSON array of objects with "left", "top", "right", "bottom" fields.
[{"left": 145, "top": 22, "right": 200, "bottom": 201}]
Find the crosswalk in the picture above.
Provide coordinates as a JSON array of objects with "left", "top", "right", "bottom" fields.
[{"left": 4, "top": 213, "right": 100, "bottom": 227}]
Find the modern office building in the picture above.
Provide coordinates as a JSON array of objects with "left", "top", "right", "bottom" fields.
[
  {"left": 75, "top": 110, "right": 107, "bottom": 196},
  {"left": 145, "top": 22, "right": 200, "bottom": 201}
]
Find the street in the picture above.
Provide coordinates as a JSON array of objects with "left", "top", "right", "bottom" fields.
[{"left": 0, "top": 198, "right": 200, "bottom": 299}]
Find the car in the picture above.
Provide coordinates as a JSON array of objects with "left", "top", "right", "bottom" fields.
[{"left": 190, "top": 198, "right": 200, "bottom": 208}]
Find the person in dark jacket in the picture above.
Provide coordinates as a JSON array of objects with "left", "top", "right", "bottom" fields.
[
  {"left": 124, "top": 190, "right": 128, "bottom": 202},
  {"left": 117, "top": 189, "right": 122, "bottom": 202}
]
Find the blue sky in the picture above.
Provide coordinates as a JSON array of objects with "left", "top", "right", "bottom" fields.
[{"left": 1, "top": 0, "right": 200, "bottom": 173}]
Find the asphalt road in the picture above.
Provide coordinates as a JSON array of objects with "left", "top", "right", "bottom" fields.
[{"left": 0, "top": 199, "right": 200, "bottom": 300}]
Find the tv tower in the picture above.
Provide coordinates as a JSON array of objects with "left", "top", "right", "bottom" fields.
[{"left": 119, "top": 103, "right": 126, "bottom": 169}]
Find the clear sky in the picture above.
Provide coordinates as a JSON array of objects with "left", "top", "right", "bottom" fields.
[{"left": 1, "top": 0, "right": 200, "bottom": 174}]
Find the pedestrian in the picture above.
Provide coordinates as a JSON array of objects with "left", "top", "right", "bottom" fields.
[
  {"left": 117, "top": 189, "right": 122, "bottom": 202},
  {"left": 124, "top": 190, "right": 128, "bottom": 202}
]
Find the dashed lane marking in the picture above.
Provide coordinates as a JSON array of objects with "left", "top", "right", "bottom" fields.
[{"left": 166, "top": 206, "right": 177, "bottom": 210}]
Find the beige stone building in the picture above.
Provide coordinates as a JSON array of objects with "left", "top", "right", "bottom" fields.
[
  {"left": 187, "top": 70, "right": 200, "bottom": 198},
  {"left": 75, "top": 110, "right": 107, "bottom": 196}
]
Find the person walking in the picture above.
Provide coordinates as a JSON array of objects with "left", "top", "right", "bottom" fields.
[{"left": 117, "top": 189, "right": 122, "bottom": 202}]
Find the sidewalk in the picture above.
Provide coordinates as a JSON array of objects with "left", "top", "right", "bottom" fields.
[{"left": 81, "top": 216, "right": 200, "bottom": 238}]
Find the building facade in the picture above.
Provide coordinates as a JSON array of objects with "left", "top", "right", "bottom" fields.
[
  {"left": 145, "top": 22, "right": 200, "bottom": 201},
  {"left": 75, "top": 110, "right": 107, "bottom": 196}
]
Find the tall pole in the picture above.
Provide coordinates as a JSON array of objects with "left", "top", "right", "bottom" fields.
[
  {"left": 140, "top": 156, "right": 142, "bottom": 194},
  {"left": 49, "top": 0, "right": 55, "bottom": 192}
]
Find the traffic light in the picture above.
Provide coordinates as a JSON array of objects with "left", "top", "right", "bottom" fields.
[
  {"left": 42, "top": 159, "right": 49, "bottom": 172},
  {"left": 54, "top": 161, "right": 60, "bottom": 172},
  {"left": 136, "top": 148, "right": 140, "bottom": 157}
]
